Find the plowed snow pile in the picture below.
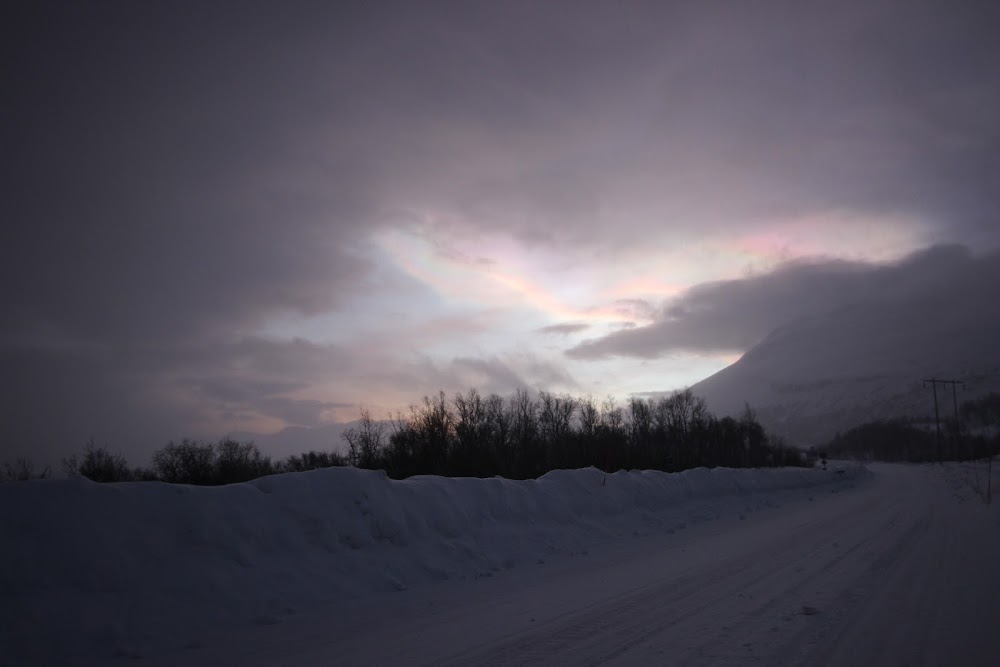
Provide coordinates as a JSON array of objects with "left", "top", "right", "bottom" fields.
[{"left": 0, "top": 464, "right": 864, "bottom": 664}]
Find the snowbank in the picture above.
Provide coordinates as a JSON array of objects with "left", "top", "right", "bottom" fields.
[{"left": 0, "top": 464, "right": 865, "bottom": 664}]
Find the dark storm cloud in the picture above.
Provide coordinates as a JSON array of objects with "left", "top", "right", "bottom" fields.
[
  {"left": 5, "top": 0, "right": 999, "bottom": 346},
  {"left": 3, "top": 2, "right": 375, "bottom": 346},
  {"left": 567, "top": 245, "right": 1000, "bottom": 359},
  {"left": 1, "top": 3, "right": 386, "bottom": 460},
  {"left": 340, "top": 0, "right": 1000, "bottom": 247}
]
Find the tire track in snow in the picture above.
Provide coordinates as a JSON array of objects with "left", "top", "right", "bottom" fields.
[
  {"left": 440, "top": 478, "right": 893, "bottom": 666},
  {"left": 673, "top": 473, "right": 933, "bottom": 665},
  {"left": 789, "top": 465, "right": 998, "bottom": 667}
]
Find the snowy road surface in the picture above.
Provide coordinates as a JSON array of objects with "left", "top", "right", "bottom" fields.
[{"left": 156, "top": 463, "right": 1000, "bottom": 666}]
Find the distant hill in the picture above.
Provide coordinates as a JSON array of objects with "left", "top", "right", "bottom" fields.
[{"left": 691, "top": 291, "right": 1000, "bottom": 448}]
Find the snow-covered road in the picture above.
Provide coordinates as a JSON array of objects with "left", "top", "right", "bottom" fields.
[{"left": 165, "top": 463, "right": 999, "bottom": 666}]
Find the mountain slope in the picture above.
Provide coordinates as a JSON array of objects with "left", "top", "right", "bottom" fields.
[{"left": 691, "top": 285, "right": 1000, "bottom": 447}]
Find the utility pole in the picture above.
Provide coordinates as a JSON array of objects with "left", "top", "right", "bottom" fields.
[
  {"left": 950, "top": 381, "right": 962, "bottom": 460},
  {"left": 924, "top": 378, "right": 964, "bottom": 463},
  {"left": 926, "top": 379, "right": 942, "bottom": 463}
]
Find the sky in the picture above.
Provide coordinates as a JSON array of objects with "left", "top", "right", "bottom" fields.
[{"left": 2, "top": 0, "right": 999, "bottom": 464}]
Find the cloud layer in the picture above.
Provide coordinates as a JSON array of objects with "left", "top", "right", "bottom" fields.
[
  {"left": 2, "top": 1, "right": 999, "bottom": 464},
  {"left": 568, "top": 246, "right": 1000, "bottom": 359}
]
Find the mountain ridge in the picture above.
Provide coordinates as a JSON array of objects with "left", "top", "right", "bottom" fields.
[{"left": 690, "top": 285, "right": 1000, "bottom": 447}]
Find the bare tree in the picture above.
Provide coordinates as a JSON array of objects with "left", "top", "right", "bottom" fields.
[
  {"left": 63, "top": 439, "right": 132, "bottom": 483},
  {"left": 343, "top": 408, "right": 387, "bottom": 469},
  {"left": 0, "top": 458, "right": 51, "bottom": 482}
]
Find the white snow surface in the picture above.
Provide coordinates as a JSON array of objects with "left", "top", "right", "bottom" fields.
[{"left": 3, "top": 461, "right": 999, "bottom": 665}]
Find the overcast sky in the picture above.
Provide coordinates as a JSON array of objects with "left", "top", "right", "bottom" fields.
[{"left": 3, "top": 0, "right": 999, "bottom": 463}]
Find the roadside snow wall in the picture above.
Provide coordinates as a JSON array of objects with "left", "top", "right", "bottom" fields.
[{"left": 0, "top": 464, "right": 866, "bottom": 663}]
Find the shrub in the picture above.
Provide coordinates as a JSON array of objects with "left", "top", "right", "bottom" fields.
[
  {"left": 282, "top": 450, "right": 346, "bottom": 472},
  {"left": 824, "top": 419, "right": 937, "bottom": 462},
  {"left": 132, "top": 466, "right": 160, "bottom": 482},
  {"left": 0, "top": 458, "right": 51, "bottom": 482},
  {"left": 150, "top": 438, "right": 276, "bottom": 485},
  {"left": 62, "top": 440, "right": 132, "bottom": 482},
  {"left": 214, "top": 438, "right": 274, "bottom": 484},
  {"left": 152, "top": 439, "right": 215, "bottom": 484}
]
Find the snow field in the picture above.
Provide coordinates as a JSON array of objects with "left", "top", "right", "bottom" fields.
[{"left": 0, "top": 463, "right": 866, "bottom": 664}]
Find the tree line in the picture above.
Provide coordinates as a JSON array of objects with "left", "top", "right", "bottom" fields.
[
  {"left": 0, "top": 438, "right": 346, "bottom": 485},
  {"left": 343, "top": 388, "right": 806, "bottom": 480},
  {"left": 819, "top": 392, "right": 1000, "bottom": 463},
  {"left": 2, "top": 388, "right": 809, "bottom": 485}
]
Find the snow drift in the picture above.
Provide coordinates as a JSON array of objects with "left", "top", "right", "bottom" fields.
[{"left": 0, "top": 464, "right": 865, "bottom": 664}]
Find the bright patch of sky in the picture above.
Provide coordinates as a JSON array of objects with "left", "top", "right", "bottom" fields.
[{"left": 254, "top": 208, "right": 930, "bottom": 419}]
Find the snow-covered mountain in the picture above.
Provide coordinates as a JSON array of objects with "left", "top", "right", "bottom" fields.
[{"left": 691, "top": 282, "right": 1000, "bottom": 448}]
